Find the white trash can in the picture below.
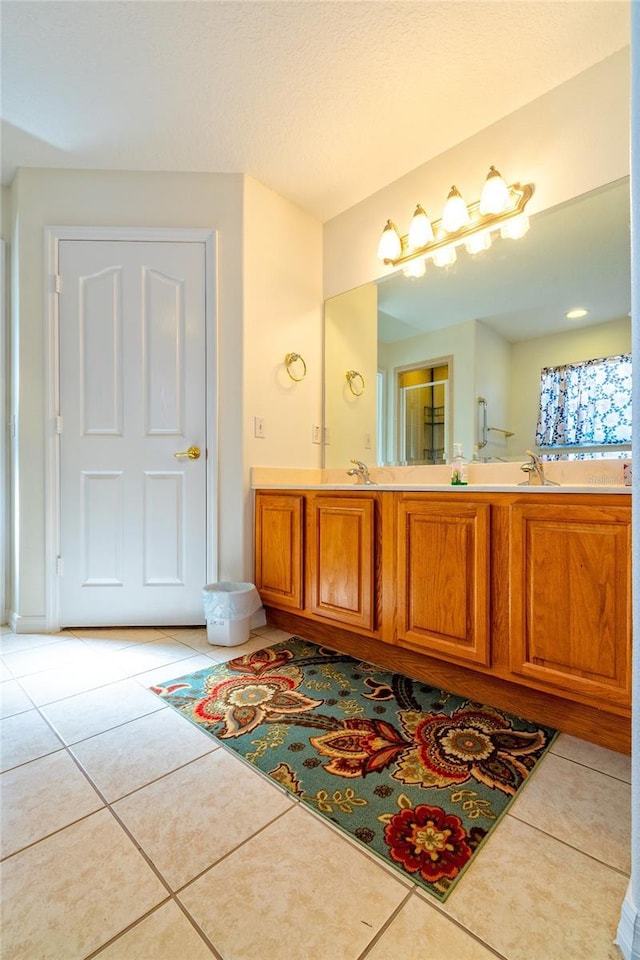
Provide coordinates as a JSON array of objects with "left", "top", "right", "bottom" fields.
[{"left": 202, "top": 581, "right": 266, "bottom": 647}]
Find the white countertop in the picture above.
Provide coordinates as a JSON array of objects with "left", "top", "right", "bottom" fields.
[
  {"left": 252, "top": 482, "right": 630, "bottom": 494},
  {"left": 251, "top": 464, "right": 631, "bottom": 494}
]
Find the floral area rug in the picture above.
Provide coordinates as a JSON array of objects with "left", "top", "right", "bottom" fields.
[{"left": 150, "top": 637, "right": 556, "bottom": 901}]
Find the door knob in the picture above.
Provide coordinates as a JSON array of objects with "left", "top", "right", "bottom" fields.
[{"left": 173, "top": 445, "right": 201, "bottom": 460}]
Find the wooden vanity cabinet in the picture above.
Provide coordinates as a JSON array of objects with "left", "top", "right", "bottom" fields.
[
  {"left": 306, "top": 494, "right": 378, "bottom": 631},
  {"left": 255, "top": 489, "right": 382, "bottom": 634},
  {"left": 508, "top": 499, "right": 631, "bottom": 710},
  {"left": 396, "top": 497, "right": 491, "bottom": 666},
  {"left": 254, "top": 488, "right": 631, "bottom": 751},
  {"left": 254, "top": 492, "right": 304, "bottom": 611}
]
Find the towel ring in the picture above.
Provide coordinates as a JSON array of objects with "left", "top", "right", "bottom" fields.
[
  {"left": 346, "top": 370, "right": 365, "bottom": 396},
  {"left": 285, "top": 352, "right": 307, "bottom": 382}
]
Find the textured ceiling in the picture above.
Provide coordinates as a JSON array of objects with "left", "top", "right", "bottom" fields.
[{"left": 0, "top": 1, "right": 630, "bottom": 221}]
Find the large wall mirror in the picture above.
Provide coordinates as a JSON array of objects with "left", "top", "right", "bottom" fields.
[{"left": 323, "top": 177, "right": 631, "bottom": 470}]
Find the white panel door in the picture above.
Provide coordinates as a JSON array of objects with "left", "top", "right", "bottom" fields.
[{"left": 58, "top": 240, "right": 207, "bottom": 626}]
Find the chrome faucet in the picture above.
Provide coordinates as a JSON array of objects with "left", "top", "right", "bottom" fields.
[
  {"left": 347, "top": 459, "right": 375, "bottom": 484},
  {"left": 519, "top": 450, "right": 559, "bottom": 486}
]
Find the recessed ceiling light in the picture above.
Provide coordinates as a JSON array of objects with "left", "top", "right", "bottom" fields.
[{"left": 566, "top": 308, "right": 588, "bottom": 320}]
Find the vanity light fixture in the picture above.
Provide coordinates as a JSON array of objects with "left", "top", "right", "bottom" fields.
[
  {"left": 479, "top": 165, "right": 511, "bottom": 214},
  {"left": 432, "top": 243, "right": 457, "bottom": 268},
  {"left": 465, "top": 230, "right": 492, "bottom": 256},
  {"left": 376, "top": 167, "right": 534, "bottom": 271},
  {"left": 376, "top": 220, "right": 402, "bottom": 261},
  {"left": 402, "top": 258, "right": 427, "bottom": 279},
  {"left": 441, "top": 185, "right": 470, "bottom": 232},
  {"left": 408, "top": 204, "right": 434, "bottom": 248},
  {"left": 499, "top": 215, "right": 530, "bottom": 240}
]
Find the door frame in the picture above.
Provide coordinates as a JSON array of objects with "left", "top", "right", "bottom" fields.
[
  {"left": 394, "top": 354, "right": 453, "bottom": 465},
  {"left": 44, "top": 226, "right": 218, "bottom": 632}
]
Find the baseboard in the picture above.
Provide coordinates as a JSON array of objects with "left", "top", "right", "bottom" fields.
[
  {"left": 616, "top": 883, "right": 640, "bottom": 960},
  {"left": 7, "top": 611, "right": 50, "bottom": 635}
]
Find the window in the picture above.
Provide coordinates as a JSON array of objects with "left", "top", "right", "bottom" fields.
[{"left": 535, "top": 354, "right": 631, "bottom": 458}]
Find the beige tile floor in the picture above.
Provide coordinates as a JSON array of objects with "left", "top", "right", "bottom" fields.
[{"left": 0, "top": 623, "right": 631, "bottom": 960}]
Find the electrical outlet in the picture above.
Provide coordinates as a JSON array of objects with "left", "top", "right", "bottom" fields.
[
  {"left": 363, "top": 432, "right": 372, "bottom": 450},
  {"left": 312, "top": 424, "right": 322, "bottom": 444},
  {"left": 254, "top": 416, "right": 265, "bottom": 439}
]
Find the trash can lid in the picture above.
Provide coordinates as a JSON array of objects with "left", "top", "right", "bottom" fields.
[{"left": 203, "top": 581, "right": 256, "bottom": 593}]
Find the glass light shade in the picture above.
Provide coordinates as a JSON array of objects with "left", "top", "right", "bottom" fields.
[
  {"left": 408, "top": 204, "right": 434, "bottom": 249},
  {"left": 480, "top": 166, "right": 511, "bottom": 215},
  {"left": 500, "top": 215, "right": 530, "bottom": 240},
  {"left": 377, "top": 220, "right": 402, "bottom": 261},
  {"left": 441, "top": 186, "right": 470, "bottom": 233},
  {"left": 403, "top": 257, "right": 427, "bottom": 279},
  {"left": 465, "top": 230, "right": 492, "bottom": 255},
  {"left": 432, "top": 244, "right": 457, "bottom": 268}
]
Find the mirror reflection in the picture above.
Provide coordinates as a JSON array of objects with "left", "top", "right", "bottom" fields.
[{"left": 323, "top": 178, "right": 631, "bottom": 469}]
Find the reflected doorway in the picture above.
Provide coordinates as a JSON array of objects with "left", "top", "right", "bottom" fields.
[{"left": 398, "top": 361, "right": 450, "bottom": 465}]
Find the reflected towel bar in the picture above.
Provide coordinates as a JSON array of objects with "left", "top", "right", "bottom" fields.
[{"left": 477, "top": 396, "right": 514, "bottom": 448}]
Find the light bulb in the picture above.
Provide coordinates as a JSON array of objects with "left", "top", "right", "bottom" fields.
[
  {"left": 480, "top": 165, "right": 511, "bottom": 215},
  {"left": 377, "top": 220, "right": 402, "bottom": 261},
  {"left": 408, "top": 204, "right": 434, "bottom": 249},
  {"left": 432, "top": 245, "right": 457, "bottom": 268},
  {"left": 500, "top": 215, "right": 530, "bottom": 240},
  {"left": 465, "top": 231, "right": 492, "bottom": 255},
  {"left": 441, "top": 186, "right": 470, "bottom": 233},
  {"left": 403, "top": 258, "right": 427, "bottom": 279}
]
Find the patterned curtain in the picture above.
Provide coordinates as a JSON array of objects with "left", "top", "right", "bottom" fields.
[{"left": 535, "top": 354, "right": 632, "bottom": 448}]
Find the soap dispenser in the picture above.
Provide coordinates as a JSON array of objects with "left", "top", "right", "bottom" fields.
[{"left": 450, "top": 443, "right": 468, "bottom": 486}]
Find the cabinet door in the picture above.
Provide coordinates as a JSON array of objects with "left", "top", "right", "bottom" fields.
[
  {"left": 254, "top": 492, "right": 304, "bottom": 610},
  {"left": 397, "top": 498, "right": 490, "bottom": 665},
  {"left": 509, "top": 502, "right": 631, "bottom": 708},
  {"left": 307, "top": 495, "right": 376, "bottom": 631}
]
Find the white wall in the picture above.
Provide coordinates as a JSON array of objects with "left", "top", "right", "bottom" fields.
[
  {"left": 8, "top": 167, "right": 322, "bottom": 622},
  {"left": 475, "top": 322, "right": 511, "bottom": 459},
  {"left": 242, "top": 175, "right": 323, "bottom": 571},
  {"left": 324, "top": 283, "right": 378, "bottom": 468},
  {"left": 380, "top": 320, "right": 476, "bottom": 462},
  {"left": 323, "top": 48, "right": 630, "bottom": 300},
  {"left": 509, "top": 317, "right": 631, "bottom": 455},
  {"left": 243, "top": 176, "right": 323, "bottom": 471}
]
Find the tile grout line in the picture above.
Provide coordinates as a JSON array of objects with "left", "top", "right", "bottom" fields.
[
  {"left": 1, "top": 629, "right": 633, "bottom": 960},
  {"left": 16, "top": 695, "right": 231, "bottom": 958},
  {"left": 355, "top": 887, "right": 416, "bottom": 959},
  {"left": 172, "top": 803, "right": 296, "bottom": 895},
  {"left": 2, "top": 655, "right": 300, "bottom": 959},
  {"left": 416, "top": 892, "right": 512, "bottom": 960},
  {"left": 548, "top": 747, "right": 632, "bottom": 786},
  {"left": 1, "top": 643, "right": 219, "bottom": 710},
  {"left": 506, "top": 810, "right": 631, "bottom": 878},
  {"left": 357, "top": 885, "right": 512, "bottom": 960},
  {"left": 79, "top": 901, "right": 211, "bottom": 960}
]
